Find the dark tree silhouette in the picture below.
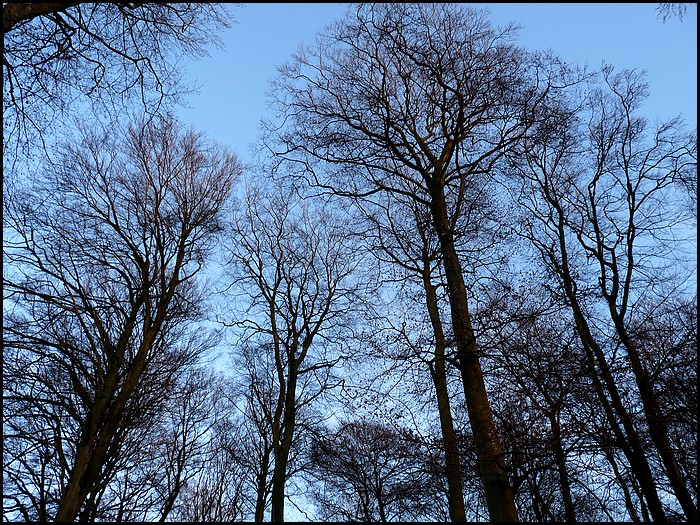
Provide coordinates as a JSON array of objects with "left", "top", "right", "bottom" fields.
[
  {"left": 3, "top": 113, "right": 240, "bottom": 522},
  {"left": 308, "top": 420, "right": 442, "bottom": 522},
  {"left": 224, "top": 178, "right": 363, "bottom": 522}
]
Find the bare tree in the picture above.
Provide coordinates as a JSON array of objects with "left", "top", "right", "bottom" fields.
[
  {"left": 171, "top": 394, "right": 253, "bottom": 522},
  {"left": 628, "top": 294, "right": 697, "bottom": 504},
  {"left": 2, "top": 113, "right": 241, "bottom": 522},
  {"left": 223, "top": 177, "right": 364, "bottom": 522},
  {"left": 227, "top": 342, "right": 286, "bottom": 522},
  {"left": 64, "top": 365, "right": 225, "bottom": 522},
  {"left": 308, "top": 420, "right": 443, "bottom": 522},
  {"left": 509, "top": 63, "right": 697, "bottom": 521},
  {"left": 2, "top": 2, "right": 232, "bottom": 159},
  {"left": 152, "top": 369, "right": 227, "bottom": 522},
  {"left": 483, "top": 288, "right": 597, "bottom": 523},
  {"left": 264, "top": 4, "right": 584, "bottom": 519},
  {"left": 656, "top": 3, "right": 690, "bottom": 22}
]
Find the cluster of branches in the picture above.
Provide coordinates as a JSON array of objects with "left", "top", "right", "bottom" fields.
[{"left": 2, "top": 2, "right": 231, "bottom": 160}]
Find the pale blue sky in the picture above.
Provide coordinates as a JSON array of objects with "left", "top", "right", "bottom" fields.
[{"left": 175, "top": 3, "right": 697, "bottom": 164}]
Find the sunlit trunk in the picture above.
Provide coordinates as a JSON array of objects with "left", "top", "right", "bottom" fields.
[{"left": 431, "top": 189, "right": 519, "bottom": 522}]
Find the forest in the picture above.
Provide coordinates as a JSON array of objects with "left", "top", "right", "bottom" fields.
[{"left": 2, "top": 3, "right": 697, "bottom": 522}]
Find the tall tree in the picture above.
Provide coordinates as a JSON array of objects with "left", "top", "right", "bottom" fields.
[
  {"left": 509, "top": 64, "right": 697, "bottom": 521},
  {"left": 224, "top": 178, "right": 364, "bottom": 522},
  {"left": 356, "top": 178, "right": 490, "bottom": 522},
  {"left": 265, "top": 4, "right": 576, "bottom": 519},
  {"left": 3, "top": 113, "right": 240, "bottom": 522}
]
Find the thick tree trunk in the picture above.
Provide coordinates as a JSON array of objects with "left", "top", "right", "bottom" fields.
[
  {"left": 270, "top": 450, "right": 289, "bottom": 522},
  {"left": 55, "top": 318, "right": 159, "bottom": 522},
  {"left": 549, "top": 416, "right": 576, "bottom": 523},
  {"left": 255, "top": 451, "right": 271, "bottom": 522},
  {"left": 2, "top": 2, "right": 81, "bottom": 35},
  {"left": 55, "top": 445, "right": 95, "bottom": 522},
  {"left": 430, "top": 190, "right": 518, "bottom": 522},
  {"left": 55, "top": 368, "right": 123, "bottom": 522}
]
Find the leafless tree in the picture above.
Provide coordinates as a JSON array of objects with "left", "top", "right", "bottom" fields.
[
  {"left": 316, "top": 420, "right": 444, "bottom": 521},
  {"left": 170, "top": 396, "right": 253, "bottom": 522},
  {"left": 226, "top": 342, "right": 288, "bottom": 522},
  {"left": 64, "top": 365, "right": 225, "bottom": 522},
  {"left": 223, "top": 177, "right": 364, "bottom": 522},
  {"left": 509, "top": 63, "right": 697, "bottom": 521},
  {"left": 263, "top": 4, "right": 586, "bottom": 519},
  {"left": 483, "top": 288, "right": 599, "bottom": 522},
  {"left": 628, "top": 294, "right": 698, "bottom": 506},
  {"left": 2, "top": 2, "right": 233, "bottom": 160},
  {"left": 3, "top": 113, "right": 241, "bottom": 522},
  {"left": 656, "top": 3, "right": 690, "bottom": 22},
  {"left": 307, "top": 420, "right": 444, "bottom": 522}
]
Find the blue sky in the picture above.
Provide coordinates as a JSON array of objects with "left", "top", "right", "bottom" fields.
[{"left": 175, "top": 3, "right": 697, "bottom": 165}]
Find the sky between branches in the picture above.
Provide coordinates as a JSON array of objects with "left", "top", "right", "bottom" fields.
[{"left": 174, "top": 3, "right": 697, "bottom": 165}]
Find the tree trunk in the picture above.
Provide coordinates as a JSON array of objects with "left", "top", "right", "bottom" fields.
[
  {"left": 549, "top": 415, "right": 576, "bottom": 523},
  {"left": 430, "top": 189, "right": 518, "bottom": 522},
  {"left": 270, "top": 364, "right": 298, "bottom": 522},
  {"left": 613, "top": 318, "right": 697, "bottom": 522},
  {"left": 255, "top": 451, "right": 271, "bottom": 522},
  {"left": 423, "top": 269, "right": 467, "bottom": 522},
  {"left": 547, "top": 210, "right": 669, "bottom": 523},
  {"left": 568, "top": 300, "right": 668, "bottom": 521},
  {"left": 55, "top": 445, "right": 95, "bottom": 522}
]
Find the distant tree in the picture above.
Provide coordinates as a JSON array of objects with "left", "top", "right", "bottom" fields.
[
  {"left": 483, "top": 289, "right": 595, "bottom": 523},
  {"left": 308, "top": 420, "right": 442, "bottom": 522},
  {"left": 171, "top": 401, "right": 252, "bottom": 522},
  {"left": 2, "top": 113, "right": 240, "bottom": 522},
  {"left": 2, "top": 2, "right": 232, "bottom": 158},
  {"left": 150, "top": 369, "right": 227, "bottom": 523},
  {"left": 224, "top": 178, "right": 363, "bottom": 522}
]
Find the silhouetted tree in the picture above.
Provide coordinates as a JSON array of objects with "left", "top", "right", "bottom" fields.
[
  {"left": 308, "top": 420, "right": 443, "bottom": 522},
  {"left": 3, "top": 113, "right": 240, "bottom": 522},
  {"left": 224, "top": 178, "right": 363, "bottom": 522}
]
